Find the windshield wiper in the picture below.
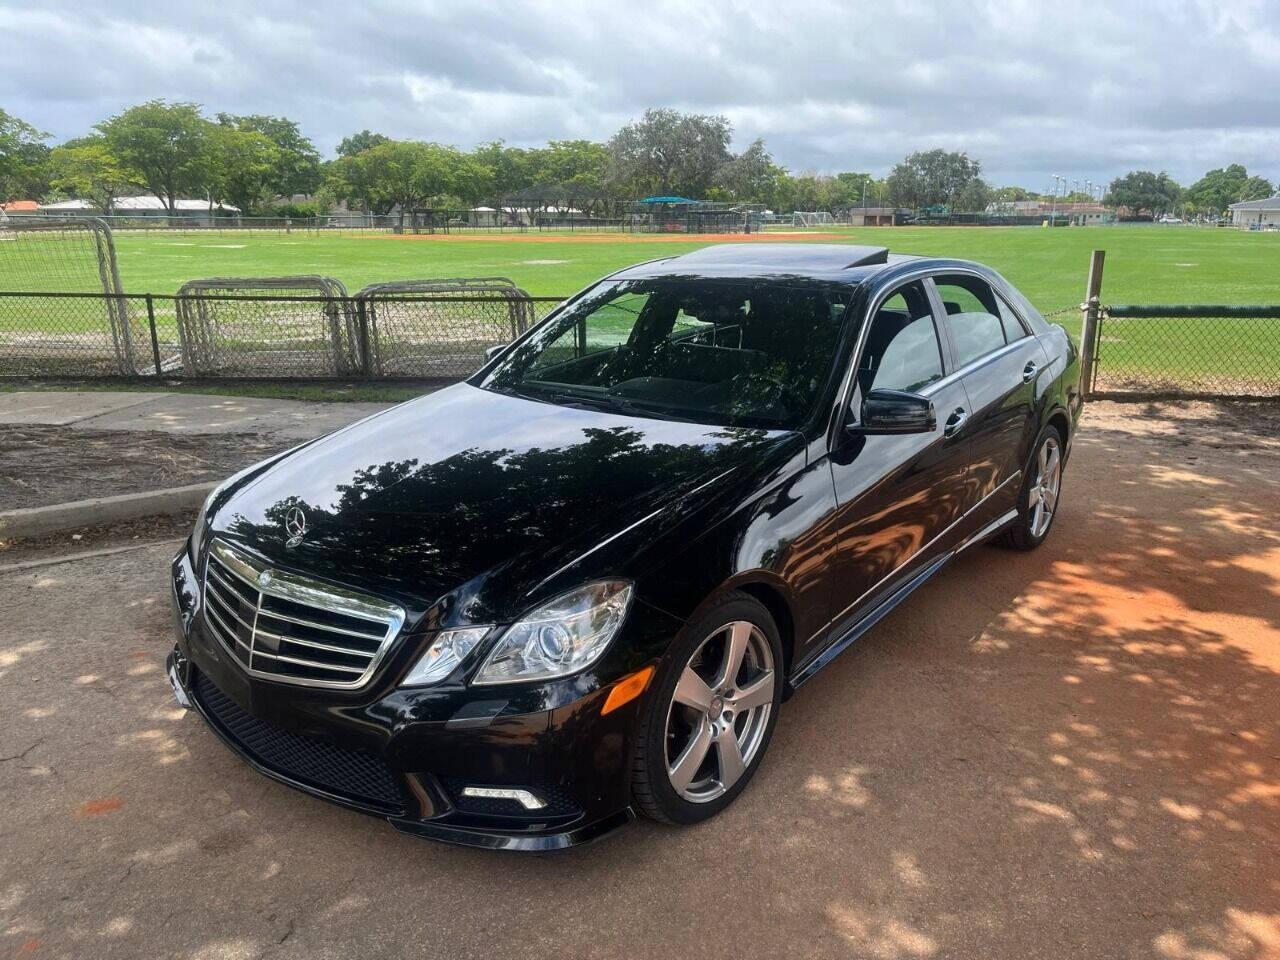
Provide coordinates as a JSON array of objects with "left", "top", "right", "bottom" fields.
[{"left": 551, "top": 392, "right": 700, "bottom": 423}]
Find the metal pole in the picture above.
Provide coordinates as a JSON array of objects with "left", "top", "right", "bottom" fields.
[
  {"left": 355, "top": 297, "right": 373, "bottom": 377},
  {"left": 1079, "top": 249, "right": 1105, "bottom": 401},
  {"left": 146, "top": 294, "right": 162, "bottom": 376}
]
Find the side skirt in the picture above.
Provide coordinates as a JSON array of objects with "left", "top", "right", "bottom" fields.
[{"left": 788, "top": 508, "right": 1018, "bottom": 691}]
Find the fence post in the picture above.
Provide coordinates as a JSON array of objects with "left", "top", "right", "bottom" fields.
[
  {"left": 1079, "top": 249, "right": 1105, "bottom": 400},
  {"left": 355, "top": 297, "right": 373, "bottom": 377},
  {"left": 145, "top": 294, "right": 162, "bottom": 377}
]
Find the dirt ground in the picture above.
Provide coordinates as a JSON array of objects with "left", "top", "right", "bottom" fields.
[
  {"left": 1, "top": 400, "right": 1277, "bottom": 960},
  {"left": 0, "top": 426, "right": 288, "bottom": 510}
]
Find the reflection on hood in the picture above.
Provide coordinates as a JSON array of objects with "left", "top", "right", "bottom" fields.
[{"left": 214, "top": 384, "right": 791, "bottom": 618}]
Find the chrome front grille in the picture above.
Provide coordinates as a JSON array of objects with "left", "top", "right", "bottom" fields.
[{"left": 202, "top": 539, "right": 406, "bottom": 689}]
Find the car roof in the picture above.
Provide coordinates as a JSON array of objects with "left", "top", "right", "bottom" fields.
[{"left": 609, "top": 243, "right": 925, "bottom": 284}]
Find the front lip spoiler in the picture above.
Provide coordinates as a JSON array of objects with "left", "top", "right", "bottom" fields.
[
  {"left": 165, "top": 647, "right": 634, "bottom": 851},
  {"left": 388, "top": 808, "right": 635, "bottom": 852}
]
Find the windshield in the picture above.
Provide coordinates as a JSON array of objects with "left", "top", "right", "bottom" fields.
[{"left": 477, "top": 278, "right": 852, "bottom": 429}]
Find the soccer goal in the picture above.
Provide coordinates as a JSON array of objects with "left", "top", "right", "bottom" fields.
[
  {"left": 354, "top": 278, "right": 535, "bottom": 377},
  {"left": 0, "top": 216, "right": 150, "bottom": 375},
  {"left": 175, "top": 276, "right": 358, "bottom": 376},
  {"left": 792, "top": 211, "right": 836, "bottom": 227}
]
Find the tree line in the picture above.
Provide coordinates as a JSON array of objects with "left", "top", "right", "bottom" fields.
[{"left": 0, "top": 101, "right": 1273, "bottom": 218}]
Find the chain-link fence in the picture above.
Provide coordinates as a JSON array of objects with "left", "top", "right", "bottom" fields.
[
  {"left": 0, "top": 291, "right": 564, "bottom": 380},
  {"left": 1088, "top": 304, "right": 1280, "bottom": 398}
]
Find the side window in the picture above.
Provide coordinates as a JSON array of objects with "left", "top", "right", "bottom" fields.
[
  {"left": 859, "top": 282, "right": 944, "bottom": 395},
  {"left": 934, "top": 275, "right": 1007, "bottom": 368}
]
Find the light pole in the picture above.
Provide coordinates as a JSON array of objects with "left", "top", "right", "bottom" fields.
[{"left": 1049, "top": 174, "right": 1061, "bottom": 224}]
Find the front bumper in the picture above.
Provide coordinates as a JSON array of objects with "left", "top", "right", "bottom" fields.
[{"left": 168, "top": 546, "right": 676, "bottom": 851}]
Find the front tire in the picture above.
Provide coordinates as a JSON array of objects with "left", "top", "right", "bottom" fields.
[
  {"left": 631, "top": 592, "right": 783, "bottom": 825},
  {"left": 999, "top": 424, "right": 1065, "bottom": 550}
]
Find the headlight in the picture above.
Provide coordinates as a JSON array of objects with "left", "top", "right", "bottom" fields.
[
  {"left": 473, "top": 581, "right": 632, "bottom": 685},
  {"left": 400, "top": 627, "right": 490, "bottom": 686}
]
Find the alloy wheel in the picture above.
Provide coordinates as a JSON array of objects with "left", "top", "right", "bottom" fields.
[
  {"left": 663, "top": 620, "right": 775, "bottom": 803},
  {"left": 1030, "top": 435, "right": 1062, "bottom": 538}
]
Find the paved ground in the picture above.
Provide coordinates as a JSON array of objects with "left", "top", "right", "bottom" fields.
[
  {"left": 1, "top": 401, "right": 1278, "bottom": 960},
  {"left": 0, "top": 391, "right": 393, "bottom": 441}
]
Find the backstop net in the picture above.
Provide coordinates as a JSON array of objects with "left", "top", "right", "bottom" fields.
[
  {"left": 354, "top": 278, "right": 537, "bottom": 377},
  {"left": 174, "top": 276, "right": 358, "bottom": 376},
  {"left": 0, "top": 217, "right": 152, "bottom": 374}
]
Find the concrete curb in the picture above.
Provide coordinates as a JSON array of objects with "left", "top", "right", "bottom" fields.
[
  {"left": 0, "top": 538, "right": 185, "bottom": 575},
  {"left": 0, "top": 482, "right": 214, "bottom": 540}
]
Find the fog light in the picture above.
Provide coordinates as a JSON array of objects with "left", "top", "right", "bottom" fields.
[{"left": 461, "top": 786, "right": 546, "bottom": 810}]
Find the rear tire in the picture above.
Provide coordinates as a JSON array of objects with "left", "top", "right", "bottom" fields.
[
  {"left": 999, "top": 423, "right": 1065, "bottom": 551},
  {"left": 631, "top": 592, "right": 783, "bottom": 825}
]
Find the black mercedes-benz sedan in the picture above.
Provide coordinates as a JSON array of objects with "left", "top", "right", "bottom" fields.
[{"left": 166, "top": 244, "right": 1081, "bottom": 850}]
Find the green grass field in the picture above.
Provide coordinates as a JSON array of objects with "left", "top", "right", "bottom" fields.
[
  {"left": 79, "top": 224, "right": 1280, "bottom": 314},
  {"left": 2, "top": 224, "right": 1278, "bottom": 393}
]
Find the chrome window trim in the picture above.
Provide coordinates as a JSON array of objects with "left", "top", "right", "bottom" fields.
[
  {"left": 917, "top": 337, "right": 1034, "bottom": 399},
  {"left": 807, "top": 469, "right": 1022, "bottom": 642},
  {"left": 202, "top": 539, "right": 406, "bottom": 690}
]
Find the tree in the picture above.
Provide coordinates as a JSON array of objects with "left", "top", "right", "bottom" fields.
[
  {"left": 326, "top": 140, "right": 491, "bottom": 228},
  {"left": 607, "top": 109, "right": 732, "bottom": 197},
  {"left": 205, "top": 126, "right": 280, "bottom": 214},
  {"left": 886, "top": 149, "right": 987, "bottom": 209},
  {"left": 0, "top": 108, "right": 51, "bottom": 201},
  {"left": 97, "top": 100, "right": 212, "bottom": 213},
  {"left": 1104, "top": 170, "right": 1182, "bottom": 217},
  {"left": 336, "top": 130, "right": 389, "bottom": 158},
  {"left": 216, "top": 113, "right": 321, "bottom": 197},
  {"left": 714, "top": 139, "right": 784, "bottom": 202},
  {"left": 1183, "top": 164, "right": 1273, "bottom": 216},
  {"left": 536, "top": 140, "right": 610, "bottom": 187},
  {"left": 48, "top": 137, "right": 132, "bottom": 212}
]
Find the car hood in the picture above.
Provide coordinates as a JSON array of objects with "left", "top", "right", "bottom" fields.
[{"left": 212, "top": 383, "right": 792, "bottom": 624}]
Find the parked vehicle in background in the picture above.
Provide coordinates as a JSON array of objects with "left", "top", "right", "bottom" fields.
[{"left": 166, "top": 244, "right": 1082, "bottom": 849}]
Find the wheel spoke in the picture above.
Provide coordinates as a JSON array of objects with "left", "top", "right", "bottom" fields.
[
  {"left": 668, "top": 716, "right": 712, "bottom": 793},
  {"left": 673, "top": 666, "right": 714, "bottom": 712},
  {"left": 731, "top": 670, "right": 775, "bottom": 711},
  {"left": 1037, "top": 443, "right": 1048, "bottom": 478},
  {"left": 1045, "top": 443, "right": 1060, "bottom": 481},
  {"left": 714, "top": 728, "right": 746, "bottom": 789},
  {"left": 717, "top": 621, "right": 751, "bottom": 688},
  {"left": 1032, "top": 500, "right": 1044, "bottom": 534}
]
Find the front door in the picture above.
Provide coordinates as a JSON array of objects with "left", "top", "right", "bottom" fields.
[{"left": 822, "top": 279, "right": 976, "bottom": 643}]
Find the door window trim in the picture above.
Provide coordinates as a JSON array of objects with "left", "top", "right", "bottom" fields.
[{"left": 828, "top": 273, "right": 951, "bottom": 443}]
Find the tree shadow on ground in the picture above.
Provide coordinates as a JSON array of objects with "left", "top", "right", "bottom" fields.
[{"left": 1, "top": 401, "right": 1277, "bottom": 959}]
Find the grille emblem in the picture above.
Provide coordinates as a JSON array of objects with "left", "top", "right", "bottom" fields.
[{"left": 284, "top": 506, "right": 308, "bottom": 548}]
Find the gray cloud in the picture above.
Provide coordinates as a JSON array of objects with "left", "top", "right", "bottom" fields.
[{"left": 3, "top": 0, "right": 1278, "bottom": 188}]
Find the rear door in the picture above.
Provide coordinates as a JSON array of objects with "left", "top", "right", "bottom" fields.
[{"left": 929, "top": 273, "right": 1046, "bottom": 525}]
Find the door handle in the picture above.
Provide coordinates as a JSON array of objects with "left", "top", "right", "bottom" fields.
[
  {"left": 944, "top": 407, "right": 968, "bottom": 437},
  {"left": 1022, "top": 360, "right": 1038, "bottom": 383}
]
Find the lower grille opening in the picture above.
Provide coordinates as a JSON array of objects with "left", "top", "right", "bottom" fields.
[{"left": 194, "top": 671, "right": 409, "bottom": 815}]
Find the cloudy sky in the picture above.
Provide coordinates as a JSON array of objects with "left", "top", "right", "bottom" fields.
[{"left": 3, "top": 0, "right": 1278, "bottom": 189}]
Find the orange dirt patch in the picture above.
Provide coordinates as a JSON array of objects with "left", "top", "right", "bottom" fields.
[
  {"left": 356, "top": 231, "right": 849, "bottom": 244},
  {"left": 77, "top": 797, "right": 123, "bottom": 816}
]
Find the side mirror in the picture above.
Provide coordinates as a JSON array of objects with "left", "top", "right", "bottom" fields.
[
  {"left": 484, "top": 343, "right": 507, "bottom": 363},
  {"left": 852, "top": 389, "right": 936, "bottom": 434}
]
